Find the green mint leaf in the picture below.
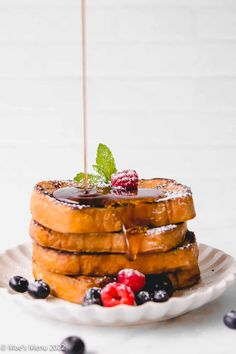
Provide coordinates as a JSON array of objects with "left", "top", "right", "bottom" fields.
[
  {"left": 74, "top": 172, "right": 104, "bottom": 187},
  {"left": 93, "top": 143, "right": 117, "bottom": 183}
]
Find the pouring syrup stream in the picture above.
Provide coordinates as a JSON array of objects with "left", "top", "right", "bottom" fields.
[
  {"left": 81, "top": 0, "right": 88, "bottom": 191},
  {"left": 54, "top": 2, "right": 168, "bottom": 260}
]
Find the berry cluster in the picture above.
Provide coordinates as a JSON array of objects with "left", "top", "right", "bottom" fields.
[
  {"left": 9, "top": 275, "right": 50, "bottom": 299},
  {"left": 82, "top": 268, "right": 174, "bottom": 307}
]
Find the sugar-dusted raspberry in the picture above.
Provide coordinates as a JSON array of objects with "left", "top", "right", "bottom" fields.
[
  {"left": 117, "top": 269, "right": 145, "bottom": 293},
  {"left": 101, "top": 282, "right": 135, "bottom": 307},
  {"left": 111, "top": 169, "right": 138, "bottom": 190}
]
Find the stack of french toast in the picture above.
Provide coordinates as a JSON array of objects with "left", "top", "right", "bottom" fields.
[{"left": 30, "top": 177, "right": 200, "bottom": 305}]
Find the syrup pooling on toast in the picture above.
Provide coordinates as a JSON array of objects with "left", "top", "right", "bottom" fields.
[
  {"left": 53, "top": 188, "right": 101, "bottom": 206},
  {"left": 53, "top": 186, "right": 165, "bottom": 207},
  {"left": 32, "top": 179, "right": 195, "bottom": 234}
]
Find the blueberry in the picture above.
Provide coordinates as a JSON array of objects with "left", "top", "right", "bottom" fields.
[
  {"left": 9, "top": 276, "right": 29, "bottom": 293},
  {"left": 136, "top": 290, "right": 153, "bottom": 305},
  {"left": 154, "top": 275, "right": 174, "bottom": 296},
  {"left": 153, "top": 289, "right": 169, "bottom": 303},
  {"left": 145, "top": 274, "right": 174, "bottom": 296},
  {"left": 144, "top": 275, "right": 157, "bottom": 293},
  {"left": 28, "top": 279, "right": 50, "bottom": 299},
  {"left": 223, "top": 311, "right": 236, "bottom": 329},
  {"left": 61, "top": 336, "right": 85, "bottom": 354},
  {"left": 82, "top": 287, "right": 102, "bottom": 306}
]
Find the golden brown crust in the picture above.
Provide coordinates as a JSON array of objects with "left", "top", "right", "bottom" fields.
[
  {"left": 30, "top": 220, "right": 187, "bottom": 254},
  {"left": 30, "top": 179, "right": 196, "bottom": 233},
  {"left": 32, "top": 262, "right": 200, "bottom": 304},
  {"left": 32, "top": 232, "right": 199, "bottom": 276}
]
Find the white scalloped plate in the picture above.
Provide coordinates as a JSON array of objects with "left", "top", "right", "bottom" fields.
[{"left": 0, "top": 242, "right": 235, "bottom": 326}]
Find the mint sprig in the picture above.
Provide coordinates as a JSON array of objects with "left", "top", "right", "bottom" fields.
[
  {"left": 93, "top": 143, "right": 117, "bottom": 183},
  {"left": 74, "top": 143, "right": 117, "bottom": 186},
  {"left": 74, "top": 172, "right": 104, "bottom": 187}
]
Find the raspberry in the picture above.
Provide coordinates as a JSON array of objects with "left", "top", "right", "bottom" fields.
[
  {"left": 117, "top": 269, "right": 145, "bottom": 293},
  {"left": 101, "top": 282, "right": 135, "bottom": 307},
  {"left": 111, "top": 169, "right": 138, "bottom": 190}
]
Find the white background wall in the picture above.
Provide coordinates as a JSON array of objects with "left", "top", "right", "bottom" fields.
[{"left": 0, "top": 0, "right": 236, "bottom": 254}]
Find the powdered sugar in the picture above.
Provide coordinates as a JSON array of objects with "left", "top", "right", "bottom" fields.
[
  {"left": 157, "top": 182, "right": 192, "bottom": 202},
  {"left": 147, "top": 224, "right": 177, "bottom": 235}
]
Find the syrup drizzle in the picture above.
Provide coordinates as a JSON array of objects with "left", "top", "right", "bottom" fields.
[
  {"left": 53, "top": 186, "right": 165, "bottom": 260},
  {"left": 81, "top": 0, "right": 88, "bottom": 191},
  {"left": 122, "top": 225, "right": 133, "bottom": 261},
  {"left": 62, "top": 2, "right": 188, "bottom": 260},
  {"left": 122, "top": 226, "right": 140, "bottom": 261},
  {"left": 53, "top": 183, "right": 168, "bottom": 260}
]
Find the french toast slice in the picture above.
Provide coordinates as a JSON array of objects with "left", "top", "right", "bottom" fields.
[
  {"left": 32, "top": 231, "right": 199, "bottom": 276},
  {"left": 30, "top": 220, "right": 187, "bottom": 254},
  {"left": 30, "top": 178, "right": 195, "bottom": 233},
  {"left": 32, "top": 262, "right": 200, "bottom": 304}
]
